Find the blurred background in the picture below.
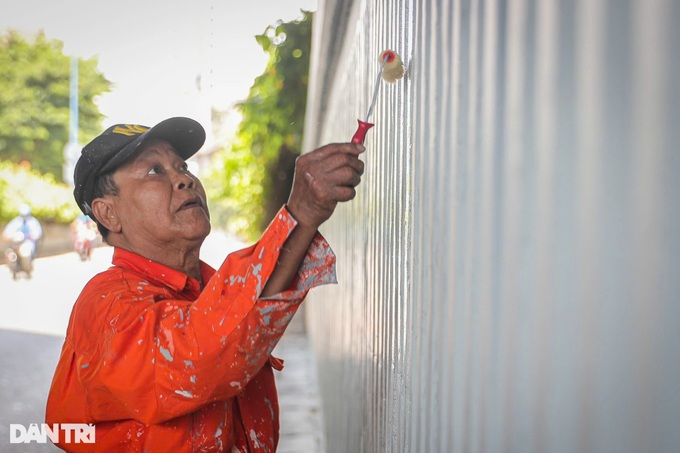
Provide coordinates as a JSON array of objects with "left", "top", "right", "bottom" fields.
[{"left": 0, "top": 0, "right": 318, "bottom": 241}]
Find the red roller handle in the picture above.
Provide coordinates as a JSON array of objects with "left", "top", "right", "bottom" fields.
[{"left": 351, "top": 119, "right": 374, "bottom": 144}]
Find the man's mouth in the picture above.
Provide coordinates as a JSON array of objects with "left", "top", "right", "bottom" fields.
[{"left": 178, "top": 197, "right": 203, "bottom": 212}]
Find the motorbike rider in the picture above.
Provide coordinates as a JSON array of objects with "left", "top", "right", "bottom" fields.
[
  {"left": 70, "top": 214, "right": 98, "bottom": 260},
  {"left": 2, "top": 203, "right": 43, "bottom": 259}
]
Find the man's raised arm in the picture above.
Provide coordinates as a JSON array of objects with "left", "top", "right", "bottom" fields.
[{"left": 260, "top": 142, "right": 365, "bottom": 297}]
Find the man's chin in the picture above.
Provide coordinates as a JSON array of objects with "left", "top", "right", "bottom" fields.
[{"left": 183, "top": 223, "right": 211, "bottom": 243}]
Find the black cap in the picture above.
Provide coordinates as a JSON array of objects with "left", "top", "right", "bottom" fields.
[{"left": 73, "top": 117, "right": 206, "bottom": 215}]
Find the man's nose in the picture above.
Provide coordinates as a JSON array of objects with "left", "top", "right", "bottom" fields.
[{"left": 174, "top": 171, "right": 195, "bottom": 190}]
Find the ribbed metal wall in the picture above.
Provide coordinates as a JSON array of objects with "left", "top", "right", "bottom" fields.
[{"left": 302, "top": 1, "right": 680, "bottom": 452}]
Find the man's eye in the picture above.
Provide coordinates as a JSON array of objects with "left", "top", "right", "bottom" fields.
[
  {"left": 180, "top": 163, "right": 189, "bottom": 172},
  {"left": 148, "top": 165, "right": 163, "bottom": 175}
]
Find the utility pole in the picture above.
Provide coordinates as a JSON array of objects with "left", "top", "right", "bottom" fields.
[{"left": 63, "top": 56, "right": 80, "bottom": 186}]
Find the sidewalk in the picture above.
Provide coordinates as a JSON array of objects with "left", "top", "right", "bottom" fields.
[{"left": 273, "top": 331, "right": 326, "bottom": 453}]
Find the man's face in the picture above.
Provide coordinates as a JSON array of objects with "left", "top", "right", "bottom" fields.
[{"left": 110, "top": 139, "right": 211, "bottom": 247}]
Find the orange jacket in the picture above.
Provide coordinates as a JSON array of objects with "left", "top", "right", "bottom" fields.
[{"left": 45, "top": 206, "right": 336, "bottom": 452}]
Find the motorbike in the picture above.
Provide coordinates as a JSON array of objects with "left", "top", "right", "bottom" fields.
[
  {"left": 4, "top": 231, "right": 35, "bottom": 280},
  {"left": 72, "top": 220, "right": 98, "bottom": 261}
]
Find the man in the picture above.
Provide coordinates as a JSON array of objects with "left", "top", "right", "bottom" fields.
[
  {"left": 70, "top": 214, "right": 99, "bottom": 260},
  {"left": 45, "top": 117, "right": 364, "bottom": 452},
  {"left": 2, "top": 203, "right": 43, "bottom": 258}
]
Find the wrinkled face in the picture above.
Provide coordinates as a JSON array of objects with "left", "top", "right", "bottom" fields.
[{"left": 111, "top": 139, "right": 210, "bottom": 246}]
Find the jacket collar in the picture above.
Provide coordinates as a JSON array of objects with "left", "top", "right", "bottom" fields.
[{"left": 111, "top": 247, "right": 215, "bottom": 295}]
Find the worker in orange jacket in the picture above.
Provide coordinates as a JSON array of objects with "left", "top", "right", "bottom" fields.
[{"left": 45, "top": 117, "right": 365, "bottom": 452}]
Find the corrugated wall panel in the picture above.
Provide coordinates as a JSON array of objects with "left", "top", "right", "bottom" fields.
[{"left": 302, "top": 0, "right": 680, "bottom": 452}]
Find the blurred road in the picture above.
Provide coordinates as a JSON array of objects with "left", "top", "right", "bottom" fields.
[
  {"left": 0, "top": 231, "right": 244, "bottom": 337},
  {"left": 0, "top": 246, "right": 114, "bottom": 337},
  {"left": 0, "top": 231, "right": 325, "bottom": 452}
]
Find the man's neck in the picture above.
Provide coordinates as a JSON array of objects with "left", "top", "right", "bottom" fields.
[{"left": 108, "top": 234, "right": 203, "bottom": 282}]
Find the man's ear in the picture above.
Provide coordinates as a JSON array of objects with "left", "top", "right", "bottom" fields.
[{"left": 91, "top": 198, "right": 122, "bottom": 234}]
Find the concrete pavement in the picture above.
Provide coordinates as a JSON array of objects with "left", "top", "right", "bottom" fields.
[
  {"left": 274, "top": 332, "right": 326, "bottom": 453},
  {"left": 0, "top": 230, "right": 325, "bottom": 452},
  {"left": 0, "top": 330, "right": 62, "bottom": 452}
]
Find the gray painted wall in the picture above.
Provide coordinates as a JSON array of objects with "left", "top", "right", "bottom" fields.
[{"left": 303, "top": 1, "right": 680, "bottom": 452}]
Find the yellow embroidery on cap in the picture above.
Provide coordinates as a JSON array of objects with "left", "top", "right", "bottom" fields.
[{"left": 112, "top": 124, "right": 149, "bottom": 136}]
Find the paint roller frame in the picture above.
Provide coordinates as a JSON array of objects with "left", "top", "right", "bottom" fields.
[{"left": 351, "top": 49, "right": 405, "bottom": 144}]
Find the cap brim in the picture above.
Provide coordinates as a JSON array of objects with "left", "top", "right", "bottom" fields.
[{"left": 99, "top": 117, "right": 206, "bottom": 174}]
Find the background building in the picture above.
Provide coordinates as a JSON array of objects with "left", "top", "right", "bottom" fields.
[{"left": 303, "top": 0, "right": 680, "bottom": 452}]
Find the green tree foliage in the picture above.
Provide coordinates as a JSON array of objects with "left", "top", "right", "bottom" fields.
[
  {"left": 206, "top": 11, "right": 312, "bottom": 241},
  {"left": 0, "top": 30, "right": 110, "bottom": 180},
  {"left": 0, "top": 160, "right": 79, "bottom": 223}
]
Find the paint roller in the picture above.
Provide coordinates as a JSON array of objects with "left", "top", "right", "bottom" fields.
[{"left": 351, "top": 50, "right": 405, "bottom": 144}]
